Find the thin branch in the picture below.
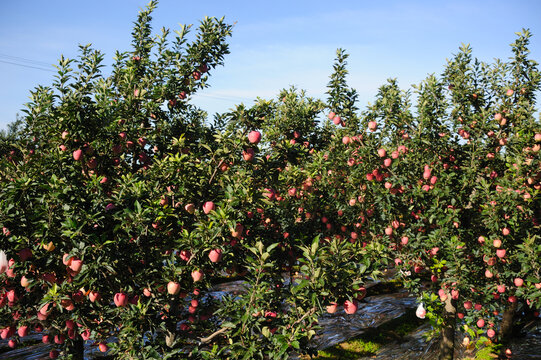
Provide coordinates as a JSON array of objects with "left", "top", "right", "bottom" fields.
[{"left": 200, "top": 327, "right": 228, "bottom": 344}]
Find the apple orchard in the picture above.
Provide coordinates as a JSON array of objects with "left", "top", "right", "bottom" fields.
[{"left": 0, "top": 2, "right": 540, "bottom": 359}]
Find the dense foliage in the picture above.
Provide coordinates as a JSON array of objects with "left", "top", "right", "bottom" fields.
[{"left": 1, "top": 2, "right": 539, "bottom": 360}]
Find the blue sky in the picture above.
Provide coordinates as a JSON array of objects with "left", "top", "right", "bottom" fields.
[{"left": 1, "top": 0, "right": 540, "bottom": 130}]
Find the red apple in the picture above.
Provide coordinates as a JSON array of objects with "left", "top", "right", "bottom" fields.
[
  {"left": 496, "top": 249, "right": 506, "bottom": 258},
  {"left": 243, "top": 148, "right": 255, "bottom": 161},
  {"left": 167, "top": 281, "right": 181, "bottom": 295},
  {"left": 179, "top": 250, "right": 191, "bottom": 261},
  {"left": 114, "top": 292, "right": 128, "bottom": 307},
  {"left": 343, "top": 300, "right": 358, "bottom": 315},
  {"left": 89, "top": 291, "right": 101, "bottom": 303},
  {"left": 184, "top": 203, "right": 195, "bottom": 214},
  {"left": 208, "top": 249, "right": 223, "bottom": 263},
  {"left": 368, "top": 121, "right": 377, "bottom": 131},
  {"left": 248, "top": 131, "right": 261, "bottom": 144},
  {"left": 54, "top": 334, "right": 65, "bottom": 344},
  {"left": 487, "top": 328, "right": 496, "bottom": 338},
  {"left": 477, "top": 318, "right": 485, "bottom": 328},
  {"left": 326, "top": 302, "right": 338, "bottom": 314},
  {"left": 191, "top": 270, "right": 204, "bottom": 282},
  {"left": 73, "top": 149, "right": 83, "bottom": 161},
  {"left": 514, "top": 278, "right": 524, "bottom": 287},
  {"left": 81, "top": 329, "right": 91, "bottom": 340},
  {"left": 99, "top": 342, "right": 109, "bottom": 352},
  {"left": 17, "top": 325, "right": 28, "bottom": 337},
  {"left": 70, "top": 259, "right": 83, "bottom": 273},
  {"left": 202, "top": 201, "right": 215, "bottom": 214}
]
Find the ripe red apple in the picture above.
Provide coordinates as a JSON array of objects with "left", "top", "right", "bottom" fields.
[
  {"left": 328, "top": 112, "right": 336, "bottom": 120},
  {"left": 191, "top": 270, "right": 204, "bottom": 282},
  {"left": 231, "top": 223, "right": 244, "bottom": 238},
  {"left": 179, "top": 250, "right": 191, "bottom": 261},
  {"left": 114, "top": 292, "right": 128, "bottom": 307},
  {"left": 54, "top": 334, "right": 65, "bottom": 344},
  {"left": 514, "top": 278, "right": 524, "bottom": 287},
  {"left": 493, "top": 239, "right": 502, "bottom": 248},
  {"left": 167, "top": 281, "right": 181, "bottom": 295},
  {"left": 368, "top": 121, "right": 377, "bottom": 131},
  {"left": 49, "top": 350, "right": 59, "bottom": 359},
  {"left": 99, "top": 342, "right": 109, "bottom": 352},
  {"left": 248, "top": 131, "right": 261, "bottom": 144},
  {"left": 20, "top": 275, "right": 31, "bottom": 287},
  {"left": 463, "top": 301, "right": 472, "bottom": 310},
  {"left": 485, "top": 269, "right": 493, "bottom": 278},
  {"left": 377, "top": 148, "right": 386, "bottom": 157},
  {"left": 184, "top": 203, "right": 195, "bottom": 214},
  {"left": 487, "top": 328, "right": 496, "bottom": 338},
  {"left": 81, "top": 329, "right": 91, "bottom": 341},
  {"left": 326, "top": 302, "right": 338, "bottom": 314},
  {"left": 502, "top": 227, "right": 510, "bottom": 236},
  {"left": 477, "top": 318, "right": 485, "bottom": 328},
  {"left": 332, "top": 115, "right": 341, "bottom": 125},
  {"left": 401, "top": 236, "right": 409, "bottom": 245},
  {"left": 17, "top": 325, "right": 28, "bottom": 337},
  {"left": 208, "top": 249, "right": 223, "bottom": 263},
  {"left": 73, "top": 149, "right": 83, "bottom": 161},
  {"left": 70, "top": 259, "right": 83, "bottom": 273},
  {"left": 202, "top": 201, "right": 215, "bottom": 214},
  {"left": 506, "top": 89, "right": 514, "bottom": 96},
  {"left": 343, "top": 300, "right": 358, "bottom": 315},
  {"left": 243, "top": 148, "right": 255, "bottom": 161},
  {"left": 89, "top": 291, "right": 101, "bottom": 303},
  {"left": 496, "top": 249, "right": 506, "bottom": 258},
  {"left": 497, "top": 284, "right": 506, "bottom": 293}
]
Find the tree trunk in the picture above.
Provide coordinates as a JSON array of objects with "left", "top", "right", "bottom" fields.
[
  {"left": 68, "top": 337, "right": 85, "bottom": 360},
  {"left": 439, "top": 295, "right": 457, "bottom": 360},
  {"left": 500, "top": 302, "right": 517, "bottom": 341},
  {"left": 498, "top": 302, "right": 518, "bottom": 359}
]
